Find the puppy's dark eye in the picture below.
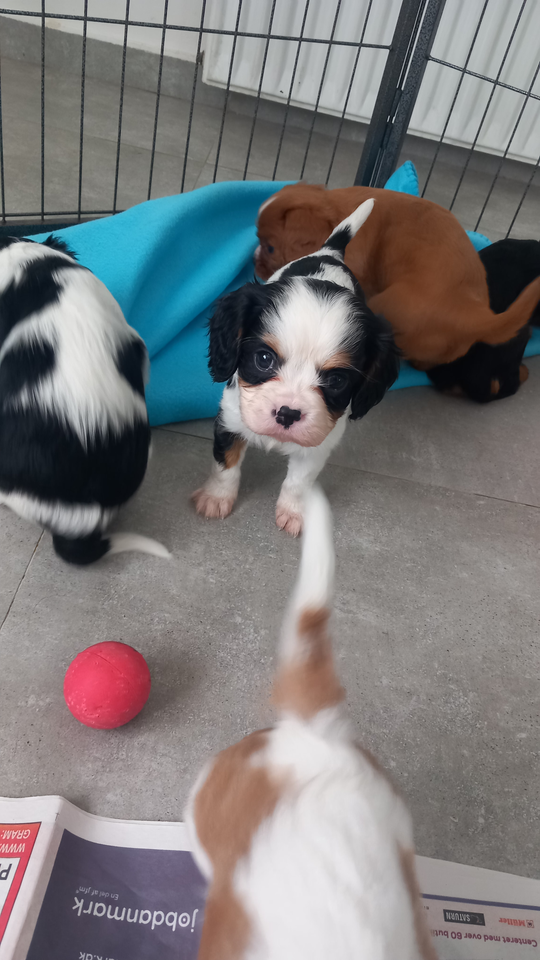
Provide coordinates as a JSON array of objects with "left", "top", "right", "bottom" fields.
[
  {"left": 254, "top": 348, "right": 276, "bottom": 372},
  {"left": 267, "top": 244, "right": 274, "bottom": 254},
  {"left": 323, "top": 371, "right": 348, "bottom": 392}
]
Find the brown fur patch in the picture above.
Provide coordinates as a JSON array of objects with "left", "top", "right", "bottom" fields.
[
  {"left": 272, "top": 606, "right": 345, "bottom": 718},
  {"left": 320, "top": 350, "right": 356, "bottom": 370},
  {"left": 261, "top": 333, "right": 283, "bottom": 357},
  {"left": 399, "top": 847, "right": 438, "bottom": 960},
  {"left": 224, "top": 438, "right": 247, "bottom": 469},
  {"left": 194, "top": 730, "right": 282, "bottom": 960},
  {"left": 519, "top": 363, "right": 529, "bottom": 383},
  {"left": 197, "top": 886, "right": 250, "bottom": 960},
  {"left": 490, "top": 378, "right": 500, "bottom": 396}
]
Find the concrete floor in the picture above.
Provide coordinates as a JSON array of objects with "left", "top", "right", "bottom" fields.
[
  {"left": 0, "top": 49, "right": 540, "bottom": 881},
  {"left": 1, "top": 368, "right": 539, "bottom": 879}
]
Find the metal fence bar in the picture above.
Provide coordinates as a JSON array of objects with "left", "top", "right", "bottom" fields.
[
  {"left": 299, "top": 0, "right": 343, "bottom": 180},
  {"left": 475, "top": 56, "right": 540, "bottom": 232},
  {"left": 354, "top": 0, "right": 427, "bottom": 186},
  {"left": 0, "top": 208, "right": 121, "bottom": 218},
  {"left": 40, "top": 0, "right": 45, "bottom": 221},
  {"left": 212, "top": 0, "right": 244, "bottom": 182},
  {"left": 271, "top": 0, "right": 311, "bottom": 180},
  {"left": 325, "top": 0, "right": 375, "bottom": 185},
  {"left": 242, "top": 0, "right": 277, "bottom": 180},
  {"left": 0, "top": 63, "right": 6, "bottom": 222},
  {"left": 112, "top": 0, "right": 130, "bottom": 214},
  {"left": 77, "top": 0, "right": 88, "bottom": 220},
  {"left": 448, "top": 0, "right": 528, "bottom": 211},
  {"left": 0, "top": 9, "right": 390, "bottom": 48},
  {"left": 180, "top": 0, "right": 207, "bottom": 193},
  {"left": 506, "top": 155, "right": 540, "bottom": 238},
  {"left": 372, "top": 0, "right": 446, "bottom": 187},
  {"left": 147, "top": 0, "right": 169, "bottom": 201},
  {"left": 420, "top": 0, "right": 489, "bottom": 197},
  {"left": 427, "top": 56, "right": 540, "bottom": 102}
]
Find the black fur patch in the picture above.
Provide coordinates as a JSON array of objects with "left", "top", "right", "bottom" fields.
[
  {"left": 53, "top": 533, "right": 111, "bottom": 565},
  {"left": 238, "top": 337, "right": 282, "bottom": 385},
  {"left": 0, "top": 236, "right": 20, "bottom": 252},
  {"left": 277, "top": 254, "right": 345, "bottom": 280},
  {"left": 318, "top": 368, "right": 360, "bottom": 413},
  {"left": 480, "top": 239, "right": 540, "bottom": 322},
  {"left": 116, "top": 338, "right": 147, "bottom": 397},
  {"left": 349, "top": 311, "right": 401, "bottom": 420},
  {"left": 41, "top": 234, "right": 79, "bottom": 260},
  {"left": 426, "top": 239, "right": 540, "bottom": 402},
  {"left": 0, "top": 253, "right": 80, "bottom": 347},
  {"left": 0, "top": 411, "right": 150, "bottom": 506},
  {"left": 322, "top": 226, "right": 351, "bottom": 256},
  {"left": 208, "top": 282, "right": 278, "bottom": 382},
  {"left": 0, "top": 338, "right": 56, "bottom": 398},
  {"left": 427, "top": 329, "right": 530, "bottom": 403}
]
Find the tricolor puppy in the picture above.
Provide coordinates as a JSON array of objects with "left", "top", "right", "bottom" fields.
[
  {"left": 0, "top": 235, "right": 169, "bottom": 564},
  {"left": 186, "top": 486, "right": 435, "bottom": 960},
  {"left": 193, "top": 199, "right": 399, "bottom": 535}
]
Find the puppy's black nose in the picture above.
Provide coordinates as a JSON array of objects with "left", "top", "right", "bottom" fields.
[{"left": 275, "top": 405, "right": 302, "bottom": 428}]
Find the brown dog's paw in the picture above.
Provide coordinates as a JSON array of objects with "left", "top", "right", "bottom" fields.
[
  {"left": 519, "top": 363, "right": 529, "bottom": 384},
  {"left": 192, "top": 488, "right": 235, "bottom": 520},
  {"left": 275, "top": 502, "right": 303, "bottom": 537}
]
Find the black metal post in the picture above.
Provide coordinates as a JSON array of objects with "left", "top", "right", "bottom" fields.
[{"left": 354, "top": 0, "right": 446, "bottom": 187}]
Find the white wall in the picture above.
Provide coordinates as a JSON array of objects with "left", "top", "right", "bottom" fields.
[
  {"left": 203, "top": 0, "right": 540, "bottom": 164},
  {"left": 2, "top": 0, "right": 205, "bottom": 61}
]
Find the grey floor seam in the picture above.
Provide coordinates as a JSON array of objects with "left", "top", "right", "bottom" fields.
[{"left": 0, "top": 531, "right": 43, "bottom": 635}]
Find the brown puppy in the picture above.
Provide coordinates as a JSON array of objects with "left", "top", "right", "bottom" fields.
[{"left": 255, "top": 184, "right": 540, "bottom": 368}]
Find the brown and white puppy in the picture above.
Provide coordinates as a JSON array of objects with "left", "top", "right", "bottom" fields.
[
  {"left": 255, "top": 183, "right": 540, "bottom": 369},
  {"left": 185, "top": 485, "right": 436, "bottom": 960},
  {"left": 192, "top": 200, "right": 399, "bottom": 536}
]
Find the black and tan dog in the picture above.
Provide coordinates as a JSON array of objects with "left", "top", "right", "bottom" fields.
[{"left": 428, "top": 239, "right": 540, "bottom": 403}]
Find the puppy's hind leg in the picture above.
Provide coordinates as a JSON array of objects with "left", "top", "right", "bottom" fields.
[{"left": 192, "top": 416, "right": 247, "bottom": 520}]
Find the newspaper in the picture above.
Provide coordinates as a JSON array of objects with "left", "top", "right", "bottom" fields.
[{"left": 1, "top": 796, "right": 538, "bottom": 960}]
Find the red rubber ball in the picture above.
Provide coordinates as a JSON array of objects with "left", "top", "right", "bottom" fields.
[{"left": 64, "top": 641, "right": 151, "bottom": 730}]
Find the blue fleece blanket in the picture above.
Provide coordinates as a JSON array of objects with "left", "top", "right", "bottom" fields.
[{"left": 30, "top": 162, "right": 539, "bottom": 424}]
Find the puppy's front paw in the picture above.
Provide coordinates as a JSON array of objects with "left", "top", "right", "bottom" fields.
[
  {"left": 276, "top": 501, "right": 303, "bottom": 537},
  {"left": 192, "top": 488, "right": 235, "bottom": 520}
]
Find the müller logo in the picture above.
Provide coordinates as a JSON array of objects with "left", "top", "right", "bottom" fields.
[{"left": 444, "top": 910, "right": 486, "bottom": 926}]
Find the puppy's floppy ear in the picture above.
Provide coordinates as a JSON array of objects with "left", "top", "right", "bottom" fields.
[
  {"left": 208, "top": 282, "right": 271, "bottom": 382},
  {"left": 350, "top": 312, "right": 401, "bottom": 420}
]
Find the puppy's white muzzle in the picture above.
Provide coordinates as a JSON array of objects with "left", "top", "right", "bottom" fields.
[{"left": 239, "top": 381, "right": 337, "bottom": 447}]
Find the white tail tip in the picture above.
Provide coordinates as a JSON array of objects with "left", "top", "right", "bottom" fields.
[
  {"left": 348, "top": 197, "right": 375, "bottom": 233},
  {"left": 108, "top": 533, "right": 171, "bottom": 559}
]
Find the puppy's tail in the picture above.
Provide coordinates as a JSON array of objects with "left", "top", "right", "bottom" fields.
[
  {"left": 272, "top": 485, "right": 344, "bottom": 721},
  {"left": 478, "top": 275, "right": 540, "bottom": 345},
  {"left": 322, "top": 198, "right": 375, "bottom": 259},
  {"left": 52, "top": 531, "right": 170, "bottom": 565}
]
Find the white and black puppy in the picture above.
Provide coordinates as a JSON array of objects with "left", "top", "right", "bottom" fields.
[
  {"left": 193, "top": 199, "right": 399, "bottom": 535},
  {"left": 0, "top": 235, "right": 169, "bottom": 564}
]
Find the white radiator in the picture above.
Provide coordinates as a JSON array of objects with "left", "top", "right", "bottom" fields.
[{"left": 203, "top": 0, "right": 540, "bottom": 164}]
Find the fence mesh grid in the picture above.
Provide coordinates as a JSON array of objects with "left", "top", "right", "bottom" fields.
[
  {"left": 0, "top": 1, "right": 391, "bottom": 223},
  {"left": 0, "top": 0, "right": 538, "bottom": 240},
  {"left": 395, "top": 0, "right": 540, "bottom": 239}
]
